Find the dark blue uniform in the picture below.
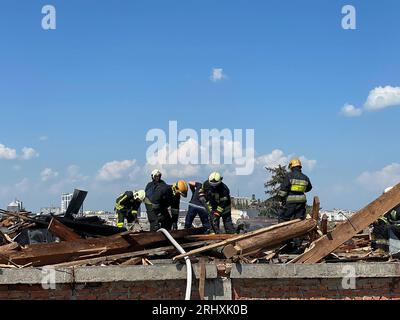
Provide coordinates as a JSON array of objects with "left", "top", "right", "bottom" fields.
[
  {"left": 278, "top": 167, "right": 312, "bottom": 222},
  {"left": 185, "top": 182, "right": 211, "bottom": 232},
  {"left": 146, "top": 180, "right": 180, "bottom": 231}
]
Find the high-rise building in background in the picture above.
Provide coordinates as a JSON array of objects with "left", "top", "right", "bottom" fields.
[{"left": 61, "top": 193, "right": 73, "bottom": 213}]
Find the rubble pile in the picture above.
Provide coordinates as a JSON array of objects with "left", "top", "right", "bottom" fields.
[{"left": 0, "top": 184, "right": 399, "bottom": 270}]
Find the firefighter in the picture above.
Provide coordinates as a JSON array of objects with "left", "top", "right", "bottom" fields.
[
  {"left": 199, "top": 172, "right": 235, "bottom": 234},
  {"left": 114, "top": 190, "right": 146, "bottom": 229},
  {"left": 185, "top": 181, "right": 211, "bottom": 233},
  {"left": 278, "top": 159, "right": 313, "bottom": 222},
  {"left": 372, "top": 186, "right": 400, "bottom": 254},
  {"left": 144, "top": 169, "right": 165, "bottom": 224},
  {"left": 277, "top": 159, "right": 312, "bottom": 253},
  {"left": 147, "top": 180, "right": 188, "bottom": 231}
]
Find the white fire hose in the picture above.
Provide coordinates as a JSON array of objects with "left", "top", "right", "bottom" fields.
[{"left": 157, "top": 228, "right": 192, "bottom": 300}]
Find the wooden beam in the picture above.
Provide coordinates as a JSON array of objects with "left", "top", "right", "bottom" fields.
[
  {"left": 48, "top": 218, "right": 81, "bottom": 241},
  {"left": 311, "top": 196, "right": 320, "bottom": 220},
  {"left": 185, "top": 234, "right": 237, "bottom": 241},
  {"left": 321, "top": 214, "right": 328, "bottom": 235},
  {"left": 310, "top": 196, "right": 321, "bottom": 242},
  {"left": 173, "top": 220, "right": 300, "bottom": 260},
  {"left": 0, "top": 228, "right": 202, "bottom": 267},
  {"left": 199, "top": 258, "right": 206, "bottom": 301},
  {"left": 292, "top": 183, "right": 400, "bottom": 264},
  {"left": 223, "top": 218, "right": 317, "bottom": 258},
  {"left": 47, "top": 240, "right": 212, "bottom": 268}
]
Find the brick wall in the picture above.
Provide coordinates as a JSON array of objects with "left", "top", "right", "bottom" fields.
[
  {"left": 232, "top": 278, "right": 400, "bottom": 300},
  {"left": 1, "top": 277, "right": 400, "bottom": 300},
  {"left": 0, "top": 280, "right": 201, "bottom": 300}
]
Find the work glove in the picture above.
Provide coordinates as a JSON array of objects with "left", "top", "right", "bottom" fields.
[{"left": 212, "top": 211, "right": 221, "bottom": 218}]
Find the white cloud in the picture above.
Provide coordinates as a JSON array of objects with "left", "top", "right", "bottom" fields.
[
  {"left": 21, "top": 147, "right": 39, "bottom": 160},
  {"left": 210, "top": 68, "right": 227, "bottom": 82},
  {"left": 255, "top": 149, "right": 316, "bottom": 171},
  {"left": 66, "top": 165, "right": 89, "bottom": 183},
  {"left": 41, "top": 168, "right": 59, "bottom": 182},
  {"left": 299, "top": 156, "right": 317, "bottom": 171},
  {"left": 341, "top": 85, "right": 400, "bottom": 117},
  {"left": 96, "top": 159, "right": 138, "bottom": 181},
  {"left": 357, "top": 163, "right": 400, "bottom": 192},
  {"left": 341, "top": 103, "right": 363, "bottom": 117},
  {"left": 0, "top": 144, "right": 17, "bottom": 160},
  {"left": 364, "top": 86, "right": 400, "bottom": 111}
]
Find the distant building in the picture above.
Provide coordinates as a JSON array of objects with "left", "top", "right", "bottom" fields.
[
  {"left": 320, "top": 209, "right": 355, "bottom": 222},
  {"left": 231, "top": 195, "right": 261, "bottom": 210},
  {"left": 40, "top": 207, "right": 62, "bottom": 215},
  {"left": 7, "top": 199, "right": 24, "bottom": 212},
  {"left": 61, "top": 193, "right": 73, "bottom": 213}
]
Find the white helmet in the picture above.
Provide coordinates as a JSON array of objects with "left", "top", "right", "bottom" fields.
[
  {"left": 151, "top": 169, "right": 162, "bottom": 180},
  {"left": 133, "top": 190, "right": 146, "bottom": 202},
  {"left": 384, "top": 186, "right": 394, "bottom": 194},
  {"left": 209, "top": 172, "right": 223, "bottom": 187}
]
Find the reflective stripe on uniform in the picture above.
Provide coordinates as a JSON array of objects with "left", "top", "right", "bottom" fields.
[
  {"left": 290, "top": 179, "right": 308, "bottom": 193},
  {"left": 115, "top": 194, "right": 128, "bottom": 211},
  {"left": 278, "top": 190, "right": 288, "bottom": 197},
  {"left": 376, "top": 239, "right": 389, "bottom": 245},
  {"left": 378, "top": 216, "right": 389, "bottom": 225},
  {"left": 286, "top": 194, "right": 307, "bottom": 203},
  {"left": 217, "top": 206, "right": 224, "bottom": 213}
]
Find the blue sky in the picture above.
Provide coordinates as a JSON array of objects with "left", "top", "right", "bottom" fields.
[{"left": 0, "top": 0, "right": 399, "bottom": 212}]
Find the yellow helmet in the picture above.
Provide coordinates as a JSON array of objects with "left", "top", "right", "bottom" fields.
[
  {"left": 289, "top": 159, "right": 302, "bottom": 169},
  {"left": 174, "top": 180, "right": 188, "bottom": 198},
  {"left": 209, "top": 172, "right": 223, "bottom": 187}
]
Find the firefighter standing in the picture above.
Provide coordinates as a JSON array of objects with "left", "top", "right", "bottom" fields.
[
  {"left": 278, "top": 159, "right": 312, "bottom": 253},
  {"left": 147, "top": 180, "right": 188, "bottom": 231},
  {"left": 115, "top": 190, "right": 146, "bottom": 229},
  {"left": 278, "top": 159, "right": 312, "bottom": 222},
  {"left": 185, "top": 181, "right": 211, "bottom": 233},
  {"left": 199, "top": 172, "right": 235, "bottom": 234}
]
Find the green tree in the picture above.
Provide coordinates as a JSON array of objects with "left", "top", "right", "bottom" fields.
[{"left": 260, "top": 165, "right": 289, "bottom": 217}]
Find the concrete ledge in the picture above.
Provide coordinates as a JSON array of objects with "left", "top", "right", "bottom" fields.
[
  {"left": 230, "top": 262, "right": 400, "bottom": 279},
  {"left": 1, "top": 262, "right": 400, "bottom": 285},
  {"left": 0, "top": 264, "right": 218, "bottom": 284}
]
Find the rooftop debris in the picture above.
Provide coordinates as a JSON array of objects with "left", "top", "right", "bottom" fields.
[{"left": 0, "top": 184, "right": 399, "bottom": 268}]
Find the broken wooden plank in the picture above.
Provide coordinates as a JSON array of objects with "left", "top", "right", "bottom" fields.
[
  {"left": 321, "top": 214, "right": 328, "bottom": 235},
  {"left": 185, "top": 234, "right": 237, "bottom": 241},
  {"left": 173, "top": 220, "right": 300, "bottom": 260},
  {"left": 291, "top": 183, "right": 400, "bottom": 264},
  {"left": 120, "top": 257, "right": 142, "bottom": 266},
  {"left": 0, "top": 228, "right": 203, "bottom": 267},
  {"left": 47, "top": 240, "right": 212, "bottom": 268},
  {"left": 222, "top": 218, "right": 317, "bottom": 258},
  {"left": 199, "top": 258, "right": 206, "bottom": 301},
  {"left": 48, "top": 218, "right": 81, "bottom": 241},
  {"left": 310, "top": 197, "right": 321, "bottom": 242},
  {"left": 0, "top": 230, "right": 13, "bottom": 244},
  {"left": 311, "top": 196, "right": 320, "bottom": 220}
]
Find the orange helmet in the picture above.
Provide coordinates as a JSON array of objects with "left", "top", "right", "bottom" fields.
[{"left": 173, "top": 180, "right": 188, "bottom": 198}]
